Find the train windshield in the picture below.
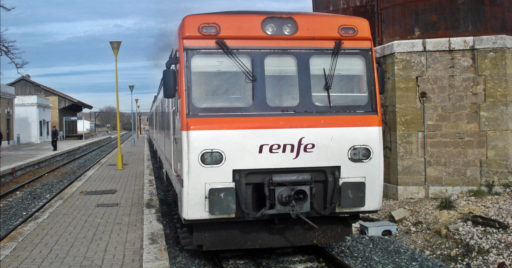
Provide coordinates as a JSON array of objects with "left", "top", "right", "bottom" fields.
[{"left": 186, "top": 49, "right": 376, "bottom": 117}]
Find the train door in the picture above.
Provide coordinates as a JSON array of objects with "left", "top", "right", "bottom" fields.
[
  {"left": 171, "top": 97, "right": 182, "bottom": 177},
  {"left": 164, "top": 98, "right": 173, "bottom": 170}
]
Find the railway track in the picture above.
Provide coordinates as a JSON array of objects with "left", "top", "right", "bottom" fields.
[
  {"left": 147, "top": 138, "right": 352, "bottom": 268},
  {"left": 0, "top": 133, "right": 130, "bottom": 240},
  {"left": 148, "top": 138, "right": 448, "bottom": 268},
  {"left": 209, "top": 246, "right": 351, "bottom": 268}
]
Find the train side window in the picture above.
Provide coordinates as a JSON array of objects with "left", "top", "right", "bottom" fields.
[{"left": 264, "top": 55, "right": 299, "bottom": 107}]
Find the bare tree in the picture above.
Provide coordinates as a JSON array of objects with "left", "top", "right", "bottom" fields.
[
  {"left": 97, "top": 106, "right": 117, "bottom": 129},
  {"left": 119, "top": 112, "right": 131, "bottom": 131},
  {"left": 97, "top": 106, "right": 131, "bottom": 131},
  {"left": 0, "top": 1, "right": 28, "bottom": 73}
]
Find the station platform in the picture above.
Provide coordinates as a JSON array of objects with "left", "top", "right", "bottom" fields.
[{"left": 0, "top": 136, "right": 169, "bottom": 267}]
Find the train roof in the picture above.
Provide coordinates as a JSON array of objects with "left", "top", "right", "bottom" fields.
[{"left": 179, "top": 11, "right": 372, "bottom": 41}]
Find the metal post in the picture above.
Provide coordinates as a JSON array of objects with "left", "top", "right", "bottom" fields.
[
  {"left": 129, "top": 85, "right": 135, "bottom": 146},
  {"left": 138, "top": 105, "right": 141, "bottom": 136},
  {"left": 110, "top": 41, "right": 123, "bottom": 170},
  {"left": 135, "top": 98, "right": 139, "bottom": 138},
  {"left": 82, "top": 117, "right": 85, "bottom": 140}
]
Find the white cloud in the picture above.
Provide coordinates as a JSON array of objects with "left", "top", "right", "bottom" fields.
[
  {"left": 25, "top": 61, "right": 154, "bottom": 76},
  {"left": 7, "top": 18, "right": 160, "bottom": 42},
  {"left": 1, "top": 0, "right": 314, "bottom": 112}
]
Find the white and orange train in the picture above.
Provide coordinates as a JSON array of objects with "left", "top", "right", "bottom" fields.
[{"left": 148, "top": 11, "right": 384, "bottom": 250}]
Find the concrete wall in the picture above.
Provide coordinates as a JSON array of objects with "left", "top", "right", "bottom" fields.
[
  {"left": 14, "top": 96, "right": 52, "bottom": 144},
  {"left": 0, "top": 85, "right": 15, "bottom": 146},
  {"left": 48, "top": 96, "right": 60, "bottom": 130},
  {"left": 376, "top": 35, "right": 511, "bottom": 199}
]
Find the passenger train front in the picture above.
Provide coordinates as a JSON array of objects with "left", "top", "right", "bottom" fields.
[{"left": 149, "top": 11, "right": 384, "bottom": 250}]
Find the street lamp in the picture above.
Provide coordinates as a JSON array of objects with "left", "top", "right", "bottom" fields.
[
  {"left": 110, "top": 41, "right": 123, "bottom": 170},
  {"left": 138, "top": 105, "right": 141, "bottom": 135},
  {"left": 134, "top": 98, "right": 139, "bottom": 138},
  {"left": 129, "top": 85, "right": 135, "bottom": 146},
  {"left": 138, "top": 105, "right": 142, "bottom": 135}
]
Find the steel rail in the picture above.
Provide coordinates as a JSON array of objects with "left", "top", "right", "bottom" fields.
[
  {"left": 0, "top": 138, "right": 113, "bottom": 199},
  {"left": 205, "top": 246, "right": 352, "bottom": 268},
  {"left": 310, "top": 245, "right": 352, "bottom": 268}
]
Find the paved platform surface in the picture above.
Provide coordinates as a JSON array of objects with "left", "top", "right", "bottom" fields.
[
  {"left": 0, "top": 133, "right": 113, "bottom": 171},
  {"left": 0, "top": 137, "right": 168, "bottom": 267}
]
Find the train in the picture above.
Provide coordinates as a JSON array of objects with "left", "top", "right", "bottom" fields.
[{"left": 148, "top": 11, "right": 384, "bottom": 251}]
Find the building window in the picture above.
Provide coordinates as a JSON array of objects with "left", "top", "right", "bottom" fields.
[
  {"left": 47, "top": 121, "right": 50, "bottom": 136},
  {"left": 40, "top": 121, "right": 43, "bottom": 137}
]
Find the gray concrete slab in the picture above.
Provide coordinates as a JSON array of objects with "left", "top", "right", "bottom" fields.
[
  {"left": 0, "top": 136, "right": 167, "bottom": 268},
  {"left": 143, "top": 138, "right": 169, "bottom": 268}
]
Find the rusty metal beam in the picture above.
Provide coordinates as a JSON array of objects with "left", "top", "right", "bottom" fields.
[{"left": 312, "top": 0, "right": 512, "bottom": 45}]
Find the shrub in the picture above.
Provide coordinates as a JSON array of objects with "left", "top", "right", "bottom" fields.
[
  {"left": 484, "top": 180, "right": 496, "bottom": 195},
  {"left": 438, "top": 196, "right": 456, "bottom": 210}
]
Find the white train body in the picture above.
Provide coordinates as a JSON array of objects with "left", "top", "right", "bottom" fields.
[{"left": 148, "top": 11, "right": 383, "bottom": 250}]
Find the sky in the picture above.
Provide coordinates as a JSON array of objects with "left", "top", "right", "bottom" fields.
[{"left": 0, "top": 0, "right": 312, "bottom": 112}]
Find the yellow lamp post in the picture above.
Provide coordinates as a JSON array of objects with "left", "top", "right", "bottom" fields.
[{"left": 110, "top": 41, "right": 123, "bottom": 170}]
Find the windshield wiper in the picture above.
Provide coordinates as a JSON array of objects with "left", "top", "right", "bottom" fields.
[
  {"left": 216, "top": 39, "right": 256, "bottom": 83},
  {"left": 323, "top": 40, "right": 342, "bottom": 108}
]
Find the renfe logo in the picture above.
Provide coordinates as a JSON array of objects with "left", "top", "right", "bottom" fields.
[{"left": 258, "top": 137, "right": 315, "bottom": 159}]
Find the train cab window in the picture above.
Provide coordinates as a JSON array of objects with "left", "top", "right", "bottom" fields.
[
  {"left": 264, "top": 55, "right": 299, "bottom": 107},
  {"left": 190, "top": 54, "right": 253, "bottom": 108},
  {"left": 309, "top": 55, "right": 368, "bottom": 107}
]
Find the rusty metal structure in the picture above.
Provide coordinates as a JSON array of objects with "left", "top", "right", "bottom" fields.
[{"left": 313, "top": 0, "right": 512, "bottom": 45}]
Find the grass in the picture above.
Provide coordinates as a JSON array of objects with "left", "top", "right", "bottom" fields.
[
  {"left": 469, "top": 180, "right": 499, "bottom": 198},
  {"left": 437, "top": 196, "right": 456, "bottom": 210},
  {"left": 469, "top": 188, "right": 488, "bottom": 198}
]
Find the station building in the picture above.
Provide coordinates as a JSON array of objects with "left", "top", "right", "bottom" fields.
[
  {"left": 314, "top": 0, "right": 512, "bottom": 198},
  {"left": 8, "top": 75, "right": 93, "bottom": 139},
  {"left": 14, "top": 96, "right": 52, "bottom": 144},
  {"left": 0, "top": 85, "right": 15, "bottom": 146}
]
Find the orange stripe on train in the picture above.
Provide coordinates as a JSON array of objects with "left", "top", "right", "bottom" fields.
[{"left": 184, "top": 115, "right": 382, "bottom": 131}]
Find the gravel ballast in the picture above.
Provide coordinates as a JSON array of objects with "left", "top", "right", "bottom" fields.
[
  {"left": 368, "top": 189, "right": 512, "bottom": 267},
  {"left": 148, "top": 138, "right": 455, "bottom": 267},
  {"left": 326, "top": 235, "right": 447, "bottom": 267}
]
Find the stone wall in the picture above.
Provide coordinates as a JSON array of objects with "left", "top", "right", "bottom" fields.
[{"left": 376, "top": 35, "right": 511, "bottom": 199}]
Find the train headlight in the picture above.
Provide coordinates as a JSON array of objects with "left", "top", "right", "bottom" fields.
[
  {"left": 338, "top": 25, "right": 358, "bottom": 37},
  {"left": 263, "top": 23, "right": 277, "bottom": 35},
  {"left": 200, "top": 150, "right": 225, "bottom": 166},
  {"left": 261, "top": 17, "right": 297, "bottom": 36},
  {"left": 199, "top": 23, "right": 220, "bottom": 36},
  {"left": 282, "top": 23, "right": 297, "bottom": 36},
  {"left": 348, "top": 146, "right": 372, "bottom": 163}
]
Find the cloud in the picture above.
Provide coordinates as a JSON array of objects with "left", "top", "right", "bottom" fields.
[
  {"left": 6, "top": 18, "right": 160, "bottom": 42},
  {"left": 1, "top": 0, "right": 314, "bottom": 112},
  {"left": 22, "top": 61, "right": 153, "bottom": 77}
]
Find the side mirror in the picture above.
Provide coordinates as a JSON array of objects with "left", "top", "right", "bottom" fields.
[
  {"left": 377, "top": 61, "right": 385, "bottom": 95},
  {"left": 162, "top": 69, "right": 177, "bottom": 99}
]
